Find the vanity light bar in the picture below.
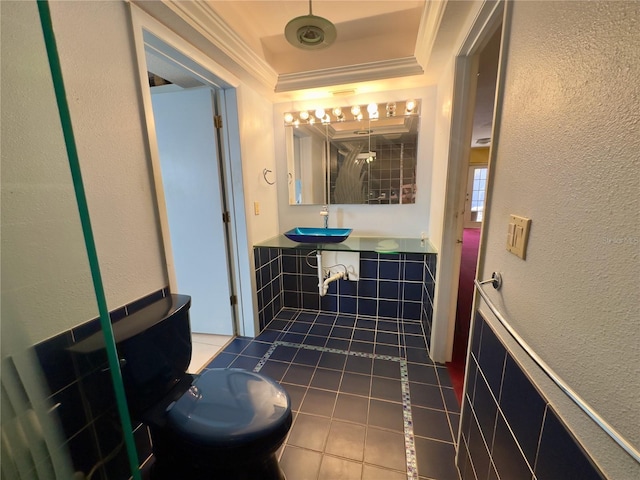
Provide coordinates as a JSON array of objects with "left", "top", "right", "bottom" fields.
[{"left": 284, "top": 99, "right": 419, "bottom": 126}]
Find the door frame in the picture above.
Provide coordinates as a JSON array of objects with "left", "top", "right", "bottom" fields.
[
  {"left": 129, "top": 5, "right": 255, "bottom": 336},
  {"left": 430, "top": 1, "right": 506, "bottom": 362}
]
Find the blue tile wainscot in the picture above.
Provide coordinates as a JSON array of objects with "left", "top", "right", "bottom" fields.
[{"left": 458, "top": 311, "right": 605, "bottom": 480}]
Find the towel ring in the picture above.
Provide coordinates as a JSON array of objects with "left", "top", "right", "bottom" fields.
[{"left": 263, "top": 168, "right": 275, "bottom": 185}]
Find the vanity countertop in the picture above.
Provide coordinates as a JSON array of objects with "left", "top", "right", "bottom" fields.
[{"left": 255, "top": 234, "right": 437, "bottom": 254}]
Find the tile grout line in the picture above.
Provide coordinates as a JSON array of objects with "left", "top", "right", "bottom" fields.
[{"left": 254, "top": 340, "right": 418, "bottom": 480}]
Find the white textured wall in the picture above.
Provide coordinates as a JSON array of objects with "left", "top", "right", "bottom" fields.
[
  {"left": 1, "top": 1, "right": 98, "bottom": 346},
  {"left": 479, "top": 2, "right": 640, "bottom": 477},
  {"left": 275, "top": 87, "right": 436, "bottom": 238},
  {"left": 49, "top": 1, "right": 168, "bottom": 309},
  {"left": 237, "top": 85, "right": 280, "bottom": 245}
]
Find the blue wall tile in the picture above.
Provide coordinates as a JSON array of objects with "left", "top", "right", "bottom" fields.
[
  {"left": 499, "top": 355, "right": 545, "bottom": 465},
  {"left": 404, "top": 261, "right": 424, "bottom": 282},
  {"left": 535, "top": 407, "right": 604, "bottom": 480},
  {"left": 378, "top": 260, "right": 401, "bottom": 280},
  {"left": 492, "top": 411, "right": 534, "bottom": 479},
  {"left": 257, "top": 248, "right": 437, "bottom": 329},
  {"left": 477, "top": 322, "right": 506, "bottom": 395},
  {"left": 33, "top": 288, "right": 169, "bottom": 478},
  {"left": 460, "top": 313, "right": 603, "bottom": 480}
]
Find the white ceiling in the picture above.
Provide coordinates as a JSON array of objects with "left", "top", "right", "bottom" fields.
[
  {"left": 206, "top": 1, "right": 424, "bottom": 75},
  {"left": 200, "top": 0, "right": 459, "bottom": 96},
  {"left": 142, "top": 0, "right": 500, "bottom": 146}
]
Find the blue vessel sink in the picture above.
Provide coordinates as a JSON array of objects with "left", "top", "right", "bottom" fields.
[{"left": 284, "top": 227, "right": 352, "bottom": 244}]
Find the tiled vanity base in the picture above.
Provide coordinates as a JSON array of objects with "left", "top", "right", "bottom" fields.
[
  {"left": 254, "top": 247, "right": 436, "bottom": 344},
  {"left": 458, "top": 312, "right": 605, "bottom": 480}
]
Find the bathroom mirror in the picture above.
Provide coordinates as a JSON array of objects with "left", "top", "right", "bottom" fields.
[{"left": 286, "top": 100, "right": 420, "bottom": 205}]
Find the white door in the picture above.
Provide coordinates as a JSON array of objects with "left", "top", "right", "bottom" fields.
[
  {"left": 463, "top": 165, "right": 488, "bottom": 228},
  {"left": 151, "top": 87, "right": 234, "bottom": 335}
]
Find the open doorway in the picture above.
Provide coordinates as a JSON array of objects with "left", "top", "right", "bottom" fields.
[
  {"left": 446, "top": 27, "right": 501, "bottom": 403},
  {"left": 129, "top": 7, "right": 256, "bottom": 357}
]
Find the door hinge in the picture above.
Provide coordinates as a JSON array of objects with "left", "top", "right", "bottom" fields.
[
  {"left": 214, "top": 115, "right": 223, "bottom": 129},
  {"left": 230, "top": 295, "right": 237, "bottom": 306},
  {"left": 222, "top": 211, "right": 230, "bottom": 223}
]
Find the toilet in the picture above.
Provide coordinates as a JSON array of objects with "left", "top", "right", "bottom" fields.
[{"left": 72, "top": 294, "right": 292, "bottom": 480}]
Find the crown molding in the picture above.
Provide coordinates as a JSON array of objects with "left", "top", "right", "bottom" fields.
[
  {"left": 275, "top": 57, "right": 424, "bottom": 93},
  {"left": 414, "top": 0, "right": 448, "bottom": 67},
  {"left": 162, "top": 0, "right": 278, "bottom": 91}
]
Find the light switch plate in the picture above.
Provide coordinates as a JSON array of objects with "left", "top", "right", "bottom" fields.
[{"left": 506, "top": 215, "right": 531, "bottom": 259}]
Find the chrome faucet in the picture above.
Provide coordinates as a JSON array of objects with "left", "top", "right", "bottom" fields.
[{"left": 320, "top": 205, "right": 329, "bottom": 228}]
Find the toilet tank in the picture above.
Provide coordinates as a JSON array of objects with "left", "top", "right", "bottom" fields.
[{"left": 69, "top": 294, "right": 192, "bottom": 414}]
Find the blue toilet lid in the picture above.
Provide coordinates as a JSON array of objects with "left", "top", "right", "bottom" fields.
[{"left": 166, "top": 368, "right": 290, "bottom": 445}]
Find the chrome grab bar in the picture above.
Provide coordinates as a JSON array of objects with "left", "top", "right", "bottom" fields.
[{"left": 475, "top": 274, "right": 640, "bottom": 465}]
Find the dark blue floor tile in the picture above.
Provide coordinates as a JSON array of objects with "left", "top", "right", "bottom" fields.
[
  {"left": 259, "top": 360, "right": 289, "bottom": 382},
  {"left": 403, "top": 323, "right": 424, "bottom": 335},
  {"left": 241, "top": 341, "right": 271, "bottom": 358},
  {"left": 350, "top": 341, "right": 375, "bottom": 354},
  {"left": 404, "top": 334, "right": 427, "bottom": 349},
  {"left": 355, "top": 318, "right": 376, "bottom": 330},
  {"left": 281, "top": 332, "right": 305, "bottom": 344},
  {"left": 368, "top": 399, "right": 404, "bottom": 432},
  {"left": 299, "top": 388, "right": 337, "bottom": 417},
  {"left": 293, "top": 348, "right": 322, "bottom": 367},
  {"left": 377, "top": 320, "right": 399, "bottom": 333},
  {"left": 442, "top": 387, "right": 460, "bottom": 412},
  {"left": 266, "top": 319, "right": 290, "bottom": 331},
  {"left": 436, "top": 366, "right": 453, "bottom": 388},
  {"left": 288, "top": 321, "right": 313, "bottom": 334},
  {"left": 318, "top": 351, "right": 347, "bottom": 371},
  {"left": 280, "top": 383, "right": 306, "bottom": 411},
  {"left": 282, "top": 364, "right": 315, "bottom": 386},
  {"left": 315, "top": 313, "right": 337, "bottom": 325},
  {"left": 407, "top": 363, "right": 438, "bottom": 385},
  {"left": 335, "top": 316, "right": 356, "bottom": 327},
  {"left": 309, "top": 323, "right": 332, "bottom": 336},
  {"left": 325, "top": 338, "right": 350, "bottom": 351},
  {"left": 296, "top": 311, "right": 318, "bottom": 322},
  {"left": 333, "top": 393, "right": 369, "bottom": 424},
  {"left": 370, "top": 376, "right": 402, "bottom": 403},
  {"left": 340, "top": 372, "right": 371, "bottom": 396},
  {"left": 410, "top": 382, "right": 445, "bottom": 410},
  {"left": 330, "top": 326, "right": 353, "bottom": 339},
  {"left": 375, "top": 344, "right": 401, "bottom": 357},
  {"left": 412, "top": 406, "right": 454, "bottom": 442},
  {"left": 344, "top": 356, "right": 373, "bottom": 375},
  {"left": 222, "top": 337, "right": 252, "bottom": 354},
  {"left": 206, "top": 352, "right": 236, "bottom": 368},
  {"left": 353, "top": 329, "right": 375, "bottom": 342},
  {"left": 376, "top": 331, "right": 399, "bottom": 346},
  {"left": 414, "top": 436, "right": 458, "bottom": 480},
  {"left": 310, "top": 368, "right": 342, "bottom": 391},
  {"left": 229, "top": 355, "right": 259, "bottom": 370},
  {"left": 270, "top": 345, "right": 298, "bottom": 362},
  {"left": 406, "top": 347, "right": 432, "bottom": 364},
  {"left": 302, "top": 335, "right": 327, "bottom": 347},
  {"left": 255, "top": 329, "right": 281, "bottom": 342},
  {"left": 372, "top": 358, "right": 401, "bottom": 379}
]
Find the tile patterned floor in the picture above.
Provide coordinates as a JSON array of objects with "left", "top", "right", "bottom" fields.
[{"left": 204, "top": 308, "right": 461, "bottom": 480}]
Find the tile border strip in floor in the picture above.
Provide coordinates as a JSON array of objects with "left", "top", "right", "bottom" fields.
[{"left": 253, "top": 340, "right": 418, "bottom": 480}]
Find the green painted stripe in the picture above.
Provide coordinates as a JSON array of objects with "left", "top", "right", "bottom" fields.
[{"left": 36, "top": 2, "right": 141, "bottom": 478}]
